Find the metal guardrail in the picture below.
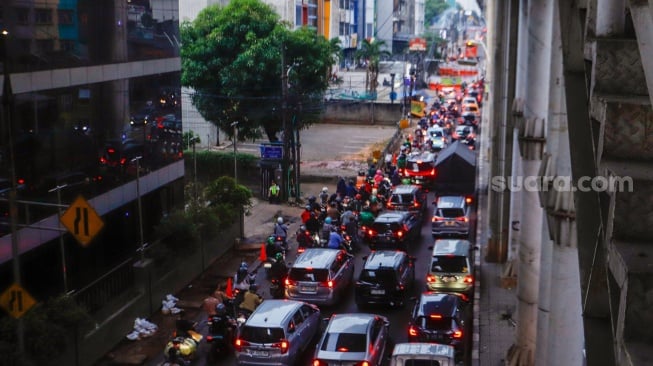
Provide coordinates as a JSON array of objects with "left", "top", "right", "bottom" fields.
[{"left": 73, "top": 258, "right": 135, "bottom": 315}]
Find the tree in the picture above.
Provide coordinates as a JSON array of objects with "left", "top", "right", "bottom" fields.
[
  {"left": 180, "top": 0, "right": 337, "bottom": 142},
  {"left": 355, "top": 38, "right": 391, "bottom": 95},
  {"left": 425, "top": 0, "right": 452, "bottom": 27}
]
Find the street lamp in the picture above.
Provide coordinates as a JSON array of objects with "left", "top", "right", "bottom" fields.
[
  {"left": 231, "top": 121, "right": 239, "bottom": 184},
  {"left": 131, "top": 156, "right": 145, "bottom": 262}
]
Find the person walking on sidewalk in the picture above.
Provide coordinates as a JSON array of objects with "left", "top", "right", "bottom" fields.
[{"left": 268, "top": 180, "right": 280, "bottom": 204}]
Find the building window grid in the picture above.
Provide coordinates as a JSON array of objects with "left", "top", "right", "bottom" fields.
[
  {"left": 15, "top": 7, "right": 30, "bottom": 25},
  {"left": 35, "top": 8, "right": 53, "bottom": 25}
]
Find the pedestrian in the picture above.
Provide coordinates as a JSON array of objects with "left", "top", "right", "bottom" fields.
[{"left": 268, "top": 180, "right": 280, "bottom": 204}]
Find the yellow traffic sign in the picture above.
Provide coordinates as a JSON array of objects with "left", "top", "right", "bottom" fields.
[
  {"left": 0, "top": 283, "right": 36, "bottom": 318},
  {"left": 60, "top": 195, "right": 104, "bottom": 246}
]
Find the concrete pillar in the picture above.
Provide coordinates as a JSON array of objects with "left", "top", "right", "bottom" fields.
[
  {"left": 507, "top": 0, "right": 553, "bottom": 363},
  {"left": 595, "top": 0, "right": 625, "bottom": 36},
  {"left": 515, "top": 0, "right": 530, "bottom": 98}
]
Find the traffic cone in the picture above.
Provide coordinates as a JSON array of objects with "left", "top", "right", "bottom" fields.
[
  {"left": 259, "top": 243, "right": 267, "bottom": 262},
  {"left": 225, "top": 277, "right": 233, "bottom": 298}
]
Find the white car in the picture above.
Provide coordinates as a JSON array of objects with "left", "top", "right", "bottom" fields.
[{"left": 427, "top": 127, "right": 447, "bottom": 151}]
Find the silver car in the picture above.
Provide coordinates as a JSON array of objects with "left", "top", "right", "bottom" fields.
[
  {"left": 313, "top": 313, "right": 390, "bottom": 366},
  {"left": 286, "top": 248, "right": 355, "bottom": 306},
  {"left": 235, "top": 299, "right": 321, "bottom": 365}
]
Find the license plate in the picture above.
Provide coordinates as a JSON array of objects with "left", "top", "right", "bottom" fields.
[
  {"left": 445, "top": 221, "right": 455, "bottom": 226},
  {"left": 441, "top": 276, "right": 457, "bottom": 282},
  {"left": 371, "top": 289, "right": 385, "bottom": 295},
  {"left": 300, "top": 286, "right": 316, "bottom": 293},
  {"left": 249, "top": 350, "right": 269, "bottom": 357}
]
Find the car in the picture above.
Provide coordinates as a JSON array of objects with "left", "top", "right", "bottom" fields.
[
  {"left": 365, "top": 211, "right": 421, "bottom": 251},
  {"left": 390, "top": 342, "right": 456, "bottom": 366},
  {"left": 402, "top": 152, "right": 437, "bottom": 188},
  {"left": 386, "top": 185, "right": 427, "bottom": 217},
  {"left": 355, "top": 250, "right": 416, "bottom": 308},
  {"left": 313, "top": 313, "right": 390, "bottom": 366},
  {"left": 426, "top": 239, "right": 474, "bottom": 297},
  {"left": 431, "top": 195, "right": 472, "bottom": 237},
  {"left": 461, "top": 97, "right": 478, "bottom": 108},
  {"left": 285, "top": 248, "right": 355, "bottom": 306},
  {"left": 407, "top": 292, "right": 470, "bottom": 361},
  {"left": 235, "top": 299, "right": 321, "bottom": 365},
  {"left": 426, "top": 126, "right": 447, "bottom": 152},
  {"left": 452, "top": 125, "right": 475, "bottom": 141},
  {"left": 130, "top": 106, "right": 156, "bottom": 127}
]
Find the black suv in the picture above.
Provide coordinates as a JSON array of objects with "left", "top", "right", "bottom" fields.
[
  {"left": 365, "top": 211, "right": 421, "bottom": 251},
  {"left": 401, "top": 152, "right": 437, "bottom": 188},
  {"left": 355, "top": 250, "right": 415, "bottom": 309},
  {"left": 386, "top": 185, "right": 427, "bottom": 218},
  {"left": 408, "top": 292, "right": 470, "bottom": 361}
]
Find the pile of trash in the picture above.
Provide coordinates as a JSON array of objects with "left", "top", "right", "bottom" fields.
[
  {"left": 125, "top": 318, "right": 158, "bottom": 341},
  {"left": 161, "top": 294, "right": 182, "bottom": 315}
]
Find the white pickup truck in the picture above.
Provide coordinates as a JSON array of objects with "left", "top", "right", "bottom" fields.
[{"left": 390, "top": 342, "right": 456, "bottom": 366}]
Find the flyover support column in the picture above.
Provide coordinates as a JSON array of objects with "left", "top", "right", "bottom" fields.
[
  {"left": 596, "top": 0, "right": 626, "bottom": 36},
  {"left": 506, "top": 0, "right": 553, "bottom": 364}
]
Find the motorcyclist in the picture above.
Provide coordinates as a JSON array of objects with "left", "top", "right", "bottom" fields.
[
  {"left": 273, "top": 217, "right": 288, "bottom": 247},
  {"left": 301, "top": 205, "right": 313, "bottom": 224},
  {"left": 210, "top": 303, "right": 236, "bottom": 342},
  {"left": 351, "top": 194, "right": 364, "bottom": 213},
  {"left": 319, "top": 187, "right": 329, "bottom": 206},
  {"left": 269, "top": 252, "right": 288, "bottom": 281},
  {"left": 296, "top": 225, "right": 314, "bottom": 250},
  {"left": 305, "top": 210, "right": 321, "bottom": 235},
  {"left": 326, "top": 202, "right": 340, "bottom": 224},
  {"left": 234, "top": 262, "right": 254, "bottom": 293},
  {"left": 239, "top": 284, "right": 263, "bottom": 314},
  {"left": 308, "top": 195, "right": 321, "bottom": 212},
  {"left": 327, "top": 227, "right": 344, "bottom": 250},
  {"left": 265, "top": 235, "right": 283, "bottom": 259},
  {"left": 322, "top": 217, "right": 335, "bottom": 242},
  {"left": 359, "top": 206, "right": 375, "bottom": 228}
]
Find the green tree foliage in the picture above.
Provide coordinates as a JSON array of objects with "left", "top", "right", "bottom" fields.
[
  {"left": 181, "top": 0, "right": 338, "bottom": 142},
  {"left": 355, "top": 38, "right": 391, "bottom": 94},
  {"left": 425, "top": 0, "right": 452, "bottom": 26}
]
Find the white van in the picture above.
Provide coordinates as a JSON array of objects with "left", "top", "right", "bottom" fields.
[{"left": 390, "top": 342, "right": 456, "bottom": 366}]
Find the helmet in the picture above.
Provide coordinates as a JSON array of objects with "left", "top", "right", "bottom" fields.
[
  {"left": 267, "top": 236, "right": 275, "bottom": 245},
  {"left": 240, "top": 261, "right": 248, "bottom": 270},
  {"left": 322, "top": 187, "right": 328, "bottom": 192},
  {"left": 308, "top": 195, "right": 316, "bottom": 203},
  {"left": 216, "top": 303, "right": 226, "bottom": 315},
  {"left": 376, "top": 170, "right": 382, "bottom": 175},
  {"left": 300, "top": 225, "right": 306, "bottom": 231},
  {"left": 249, "top": 284, "right": 258, "bottom": 292},
  {"left": 370, "top": 196, "right": 377, "bottom": 203},
  {"left": 275, "top": 252, "right": 283, "bottom": 261},
  {"left": 305, "top": 205, "right": 311, "bottom": 211},
  {"left": 355, "top": 194, "right": 362, "bottom": 200},
  {"left": 277, "top": 217, "right": 283, "bottom": 224},
  {"left": 325, "top": 217, "right": 332, "bottom": 224}
]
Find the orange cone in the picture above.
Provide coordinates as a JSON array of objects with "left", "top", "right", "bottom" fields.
[
  {"left": 259, "top": 243, "right": 267, "bottom": 262},
  {"left": 225, "top": 277, "right": 233, "bottom": 298}
]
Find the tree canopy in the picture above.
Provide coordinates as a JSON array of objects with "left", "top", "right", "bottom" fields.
[
  {"left": 181, "top": 0, "right": 338, "bottom": 142},
  {"left": 425, "top": 0, "right": 452, "bottom": 27},
  {"left": 355, "top": 38, "right": 391, "bottom": 94}
]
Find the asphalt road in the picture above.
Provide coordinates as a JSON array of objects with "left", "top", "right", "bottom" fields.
[{"left": 146, "top": 189, "right": 477, "bottom": 366}]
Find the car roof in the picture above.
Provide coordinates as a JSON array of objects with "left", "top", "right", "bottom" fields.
[
  {"left": 391, "top": 185, "right": 420, "bottom": 194},
  {"left": 293, "top": 248, "right": 342, "bottom": 269},
  {"left": 247, "top": 300, "right": 303, "bottom": 327},
  {"left": 416, "top": 292, "right": 460, "bottom": 317},
  {"left": 407, "top": 151, "right": 436, "bottom": 162},
  {"left": 364, "top": 250, "right": 405, "bottom": 270},
  {"left": 432, "top": 239, "right": 471, "bottom": 256},
  {"left": 327, "top": 313, "right": 377, "bottom": 334},
  {"left": 436, "top": 195, "right": 465, "bottom": 207},
  {"left": 392, "top": 342, "right": 455, "bottom": 358},
  {"left": 374, "top": 211, "right": 409, "bottom": 222}
]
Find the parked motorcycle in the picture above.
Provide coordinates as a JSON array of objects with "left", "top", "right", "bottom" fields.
[{"left": 163, "top": 330, "right": 202, "bottom": 366}]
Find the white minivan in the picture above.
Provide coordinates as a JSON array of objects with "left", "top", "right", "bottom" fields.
[{"left": 390, "top": 342, "right": 456, "bottom": 366}]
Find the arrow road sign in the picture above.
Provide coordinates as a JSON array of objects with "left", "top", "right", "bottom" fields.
[
  {"left": 0, "top": 283, "right": 36, "bottom": 319},
  {"left": 60, "top": 195, "right": 104, "bottom": 246}
]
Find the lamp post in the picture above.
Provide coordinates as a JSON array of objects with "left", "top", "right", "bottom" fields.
[
  {"left": 231, "top": 121, "right": 239, "bottom": 185},
  {"left": 131, "top": 156, "right": 145, "bottom": 263}
]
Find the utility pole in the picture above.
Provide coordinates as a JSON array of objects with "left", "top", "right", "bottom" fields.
[
  {"left": 131, "top": 156, "right": 145, "bottom": 263},
  {"left": 231, "top": 121, "right": 239, "bottom": 185},
  {"left": 48, "top": 185, "right": 69, "bottom": 293},
  {"left": 281, "top": 45, "right": 290, "bottom": 202}
]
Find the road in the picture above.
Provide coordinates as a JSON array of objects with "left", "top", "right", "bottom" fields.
[{"left": 146, "top": 189, "right": 477, "bottom": 366}]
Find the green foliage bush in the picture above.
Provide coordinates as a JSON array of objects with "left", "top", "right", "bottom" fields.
[{"left": 184, "top": 150, "right": 259, "bottom": 181}]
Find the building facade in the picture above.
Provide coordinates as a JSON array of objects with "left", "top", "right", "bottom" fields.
[{"left": 0, "top": 0, "right": 184, "bottom": 301}]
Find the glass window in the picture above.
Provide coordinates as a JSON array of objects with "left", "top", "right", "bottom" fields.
[
  {"left": 289, "top": 268, "right": 328, "bottom": 282},
  {"left": 241, "top": 326, "right": 285, "bottom": 344},
  {"left": 360, "top": 269, "right": 397, "bottom": 285},
  {"left": 300, "top": 304, "right": 316, "bottom": 319},
  {"left": 321, "top": 332, "right": 367, "bottom": 352},
  {"left": 292, "top": 310, "right": 304, "bottom": 326},
  {"left": 436, "top": 208, "right": 465, "bottom": 218},
  {"left": 35, "top": 8, "right": 53, "bottom": 24},
  {"left": 431, "top": 256, "right": 468, "bottom": 273},
  {"left": 404, "top": 361, "right": 441, "bottom": 366},
  {"left": 418, "top": 316, "right": 454, "bottom": 331}
]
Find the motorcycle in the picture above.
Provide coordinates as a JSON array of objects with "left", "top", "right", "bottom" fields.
[
  {"left": 163, "top": 330, "right": 202, "bottom": 366},
  {"left": 296, "top": 228, "right": 317, "bottom": 254},
  {"left": 206, "top": 315, "right": 236, "bottom": 360},
  {"left": 269, "top": 277, "right": 286, "bottom": 299}
]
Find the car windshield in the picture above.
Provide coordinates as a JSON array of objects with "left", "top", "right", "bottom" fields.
[
  {"left": 289, "top": 268, "right": 329, "bottom": 282},
  {"left": 408, "top": 161, "right": 434, "bottom": 172},
  {"left": 417, "top": 316, "right": 454, "bottom": 331},
  {"left": 359, "top": 269, "right": 398, "bottom": 285},
  {"left": 431, "top": 256, "right": 468, "bottom": 273},
  {"left": 240, "top": 326, "right": 285, "bottom": 344},
  {"left": 320, "top": 332, "right": 367, "bottom": 352},
  {"left": 404, "top": 361, "right": 442, "bottom": 366},
  {"left": 392, "top": 193, "right": 415, "bottom": 204},
  {"left": 435, "top": 208, "right": 465, "bottom": 218},
  {"left": 429, "top": 130, "right": 443, "bottom": 138}
]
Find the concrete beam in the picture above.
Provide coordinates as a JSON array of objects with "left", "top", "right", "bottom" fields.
[
  {"left": 591, "top": 38, "right": 647, "bottom": 96},
  {"left": 628, "top": 0, "right": 653, "bottom": 108}
]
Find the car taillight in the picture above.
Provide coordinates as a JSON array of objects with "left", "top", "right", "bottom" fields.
[
  {"left": 432, "top": 216, "right": 444, "bottom": 222},
  {"left": 430, "top": 168, "right": 436, "bottom": 176},
  {"left": 273, "top": 339, "right": 289, "bottom": 354},
  {"left": 234, "top": 338, "right": 249, "bottom": 351},
  {"left": 356, "top": 362, "right": 370, "bottom": 366},
  {"left": 430, "top": 314, "right": 442, "bottom": 319},
  {"left": 464, "top": 275, "right": 474, "bottom": 284},
  {"left": 396, "top": 230, "right": 404, "bottom": 238},
  {"left": 426, "top": 274, "right": 437, "bottom": 283},
  {"left": 456, "top": 216, "right": 469, "bottom": 222},
  {"left": 465, "top": 196, "right": 473, "bottom": 204},
  {"left": 386, "top": 202, "right": 392, "bottom": 208},
  {"left": 324, "top": 280, "right": 334, "bottom": 288},
  {"left": 409, "top": 325, "right": 419, "bottom": 336},
  {"left": 313, "top": 360, "right": 325, "bottom": 366},
  {"left": 285, "top": 278, "right": 295, "bottom": 286},
  {"left": 414, "top": 201, "right": 420, "bottom": 207},
  {"left": 367, "top": 229, "right": 376, "bottom": 236},
  {"left": 453, "top": 330, "right": 463, "bottom": 339}
]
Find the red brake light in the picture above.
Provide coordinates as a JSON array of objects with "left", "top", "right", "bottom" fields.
[
  {"left": 432, "top": 216, "right": 444, "bottom": 222},
  {"left": 464, "top": 275, "right": 474, "bottom": 284},
  {"left": 453, "top": 330, "right": 463, "bottom": 338},
  {"left": 206, "top": 335, "right": 213, "bottom": 342},
  {"left": 397, "top": 230, "right": 404, "bottom": 237},
  {"left": 234, "top": 338, "right": 249, "bottom": 351},
  {"left": 456, "top": 216, "right": 469, "bottom": 222},
  {"left": 430, "top": 314, "right": 442, "bottom": 319},
  {"left": 107, "top": 148, "right": 116, "bottom": 154},
  {"left": 465, "top": 197, "right": 473, "bottom": 204},
  {"left": 430, "top": 168, "right": 436, "bottom": 176},
  {"left": 367, "top": 229, "right": 375, "bottom": 236},
  {"left": 414, "top": 201, "right": 420, "bottom": 207},
  {"left": 357, "top": 362, "right": 370, "bottom": 366},
  {"left": 275, "top": 339, "right": 289, "bottom": 353},
  {"left": 327, "top": 280, "right": 334, "bottom": 288},
  {"left": 297, "top": 247, "right": 305, "bottom": 254},
  {"left": 285, "top": 278, "right": 294, "bottom": 286},
  {"left": 426, "top": 274, "right": 436, "bottom": 283},
  {"left": 17, "top": 178, "right": 25, "bottom": 185},
  {"left": 409, "top": 325, "right": 418, "bottom": 336}
]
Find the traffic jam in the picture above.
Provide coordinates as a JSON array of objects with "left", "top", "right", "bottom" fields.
[{"left": 181, "top": 79, "right": 486, "bottom": 366}]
